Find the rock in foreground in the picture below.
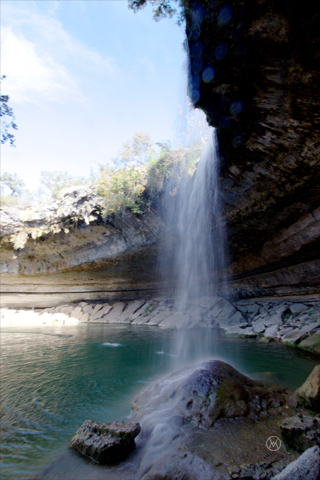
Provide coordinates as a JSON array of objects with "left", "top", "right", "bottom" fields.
[
  {"left": 132, "top": 360, "right": 292, "bottom": 429},
  {"left": 271, "top": 445, "right": 320, "bottom": 480},
  {"left": 132, "top": 360, "right": 296, "bottom": 479},
  {"left": 279, "top": 414, "right": 320, "bottom": 453},
  {"left": 70, "top": 420, "right": 141, "bottom": 464}
]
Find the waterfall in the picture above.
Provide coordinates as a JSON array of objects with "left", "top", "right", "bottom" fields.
[
  {"left": 174, "top": 127, "right": 226, "bottom": 306},
  {"left": 158, "top": 111, "right": 228, "bottom": 367}
]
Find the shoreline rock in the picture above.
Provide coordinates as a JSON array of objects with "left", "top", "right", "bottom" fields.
[
  {"left": 70, "top": 420, "right": 141, "bottom": 465},
  {"left": 1, "top": 296, "right": 320, "bottom": 356},
  {"left": 296, "top": 365, "right": 320, "bottom": 412}
]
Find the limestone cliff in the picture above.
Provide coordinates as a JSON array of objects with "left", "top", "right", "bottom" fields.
[
  {"left": 1, "top": 186, "right": 162, "bottom": 307},
  {"left": 184, "top": 0, "right": 320, "bottom": 297}
]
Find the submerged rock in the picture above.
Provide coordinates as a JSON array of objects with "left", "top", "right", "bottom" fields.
[
  {"left": 296, "top": 365, "right": 320, "bottom": 412},
  {"left": 70, "top": 420, "right": 141, "bottom": 464}
]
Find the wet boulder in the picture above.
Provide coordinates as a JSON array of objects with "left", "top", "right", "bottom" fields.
[
  {"left": 132, "top": 360, "right": 292, "bottom": 429},
  {"left": 132, "top": 360, "right": 295, "bottom": 480},
  {"left": 70, "top": 420, "right": 141, "bottom": 464}
]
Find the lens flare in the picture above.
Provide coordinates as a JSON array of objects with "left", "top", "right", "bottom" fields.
[
  {"left": 192, "top": 4, "right": 205, "bottom": 25},
  {"left": 202, "top": 66, "right": 215, "bottom": 83},
  {"left": 232, "top": 134, "right": 245, "bottom": 147},
  {"left": 191, "top": 74, "right": 201, "bottom": 89},
  {"left": 219, "top": 115, "right": 231, "bottom": 128},
  {"left": 230, "top": 101, "right": 243, "bottom": 115},
  {"left": 191, "top": 40, "right": 204, "bottom": 58},
  {"left": 192, "top": 58, "right": 204, "bottom": 74},
  {"left": 190, "top": 24, "right": 201, "bottom": 40},
  {"left": 215, "top": 43, "right": 228, "bottom": 60},
  {"left": 190, "top": 88, "right": 201, "bottom": 103},
  {"left": 218, "top": 4, "right": 233, "bottom": 26}
]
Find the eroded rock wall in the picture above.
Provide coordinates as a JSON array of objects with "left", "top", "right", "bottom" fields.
[
  {"left": 184, "top": 0, "right": 320, "bottom": 294},
  {"left": 0, "top": 187, "right": 163, "bottom": 307}
]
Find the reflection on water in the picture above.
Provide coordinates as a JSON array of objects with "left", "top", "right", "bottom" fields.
[{"left": 0, "top": 323, "right": 318, "bottom": 480}]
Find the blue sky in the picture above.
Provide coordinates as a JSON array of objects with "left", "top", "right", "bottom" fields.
[{"left": 1, "top": 0, "right": 186, "bottom": 191}]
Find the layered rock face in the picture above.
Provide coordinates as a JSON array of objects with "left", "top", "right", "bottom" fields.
[
  {"left": 1, "top": 187, "right": 162, "bottom": 307},
  {"left": 185, "top": 0, "right": 320, "bottom": 296}
]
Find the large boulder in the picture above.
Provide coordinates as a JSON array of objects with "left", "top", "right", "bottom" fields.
[
  {"left": 271, "top": 445, "right": 320, "bottom": 480},
  {"left": 296, "top": 365, "right": 320, "bottom": 412},
  {"left": 70, "top": 420, "right": 140, "bottom": 464},
  {"left": 279, "top": 414, "right": 320, "bottom": 453},
  {"left": 132, "top": 360, "right": 292, "bottom": 429},
  {"left": 132, "top": 360, "right": 296, "bottom": 479}
]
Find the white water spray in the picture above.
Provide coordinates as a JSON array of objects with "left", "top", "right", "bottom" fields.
[{"left": 159, "top": 111, "right": 228, "bottom": 367}]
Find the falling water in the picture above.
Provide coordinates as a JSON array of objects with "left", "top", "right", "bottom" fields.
[
  {"left": 135, "top": 130, "right": 228, "bottom": 476},
  {"left": 174, "top": 127, "right": 226, "bottom": 306},
  {"left": 159, "top": 111, "right": 228, "bottom": 367}
]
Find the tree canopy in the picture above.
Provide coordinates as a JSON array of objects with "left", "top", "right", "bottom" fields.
[
  {"left": 128, "top": 0, "right": 184, "bottom": 23},
  {"left": 0, "top": 172, "right": 25, "bottom": 197},
  {"left": 0, "top": 76, "right": 18, "bottom": 146},
  {"left": 39, "top": 171, "right": 88, "bottom": 198}
]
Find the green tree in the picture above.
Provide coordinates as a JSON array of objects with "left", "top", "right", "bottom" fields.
[
  {"left": 95, "top": 132, "right": 154, "bottom": 216},
  {"left": 128, "top": 0, "right": 183, "bottom": 22},
  {"left": 117, "top": 132, "right": 154, "bottom": 167},
  {"left": 0, "top": 172, "right": 25, "bottom": 197},
  {"left": 39, "top": 171, "right": 88, "bottom": 198},
  {"left": 1, "top": 76, "right": 18, "bottom": 146}
]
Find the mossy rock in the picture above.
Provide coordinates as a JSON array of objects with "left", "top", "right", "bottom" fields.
[
  {"left": 279, "top": 414, "right": 320, "bottom": 453},
  {"left": 296, "top": 365, "right": 320, "bottom": 412},
  {"left": 299, "top": 332, "right": 320, "bottom": 356}
]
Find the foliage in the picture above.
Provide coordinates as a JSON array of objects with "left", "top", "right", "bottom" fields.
[
  {"left": 96, "top": 164, "right": 148, "bottom": 216},
  {"left": 39, "top": 171, "right": 89, "bottom": 198},
  {"left": 95, "top": 133, "right": 154, "bottom": 216},
  {"left": 1, "top": 76, "right": 18, "bottom": 146},
  {"left": 95, "top": 133, "right": 203, "bottom": 218},
  {"left": 128, "top": 0, "right": 185, "bottom": 23},
  {"left": 1, "top": 172, "right": 25, "bottom": 197},
  {"left": 1, "top": 130, "right": 206, "bottom": 240},
  {"left": 147, "top": 139, "right": 203, "bottom": 193},
  {"left": 0, "top": 195, "right": 21, "bottom": 207},
  {"left": 0, "top": 172, "right": 34, "bottom": 209},
  {"left": 119, "top": 133, "right": 154, "bottom": 167}
]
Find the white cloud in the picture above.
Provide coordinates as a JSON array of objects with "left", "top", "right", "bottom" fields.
[
  {"left": 2, "top": 27, "right": 83, "bottom": 104},
  {"left": 1, "top": 2, "right": 115, "bottom": 104}
]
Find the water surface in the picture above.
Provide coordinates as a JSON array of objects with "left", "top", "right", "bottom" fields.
[{"left": 1, "top": 323, "right": 318, "bottom": 480}]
